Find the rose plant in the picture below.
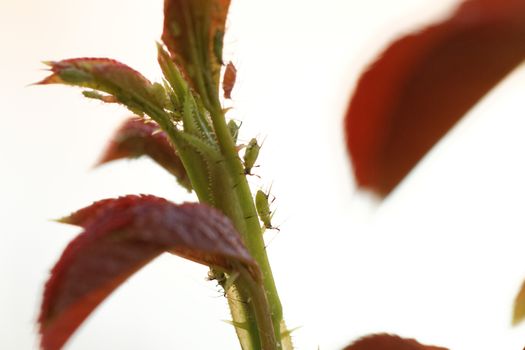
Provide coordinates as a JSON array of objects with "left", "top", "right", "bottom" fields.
[{"left": 38, "top": 0, "right": 525, "bottom": 349}]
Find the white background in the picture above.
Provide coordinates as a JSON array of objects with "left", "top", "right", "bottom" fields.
[{"left": 2, "top": 0, "right": 525, "bottom": 349}]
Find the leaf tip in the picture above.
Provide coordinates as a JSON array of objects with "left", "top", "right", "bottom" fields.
[
  {"left": 52, "top": 216, "right": 73, "bottom": 225},
  {"left": 41, "top": 60, "right": 55, "bottom": 67},
  {"left": 35, "top": 74, "right": 61, "bottom": 86},
  {"left": 513, "top": 280, "right": 525, "bottom": 326}
]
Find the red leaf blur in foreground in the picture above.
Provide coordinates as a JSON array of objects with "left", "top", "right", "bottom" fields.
[
  {"left": 39, "top": 195, "right": 258, "bottom": 350},
  {"left": 343, "top": 334, "right": 448, "bottom": 350},
  {"left": 345, "top": 0, "right": 525, "bottom": 196},
  {"left": 97, "top": 118, "right": 192, "bottom": 191}
]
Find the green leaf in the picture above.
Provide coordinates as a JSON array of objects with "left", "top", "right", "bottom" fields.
[{"left": 157, "top": 43, "right": 189, "bottom": 106}]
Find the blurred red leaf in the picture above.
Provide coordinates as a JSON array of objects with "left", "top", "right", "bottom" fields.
[
  {"left": 40, "top": 195, "right": 258, "bottom": 350},
  {"left": 343, "top": 334, "right": 448, "bottom": 350},
  {"left": 97, "top": 118, "right": 192, "bottom": 191},
  {"left": 345, "top": 0, "right": 525, "bottom": 196}
]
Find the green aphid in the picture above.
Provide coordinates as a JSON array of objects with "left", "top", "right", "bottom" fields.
[
  {"left": 227, "top": 119, "right": 241, "bottom": 144},
  {"left": 222, "top": 271, "right": 239, "bottom": 295},
  {"left": 243, "top": 138, "right": 260, "bottom": 175},
  {"left": 207, "top": 270, "right": 238, "bottom": 296},
  {"left": 82, "top": 90, "right": 107, "bottom": 101},
  {"left": 255, "top": 189, "right": 279, "bottom": 231},
  {"left": 149, "top": 82, "right": 169, "bottom": 108}
]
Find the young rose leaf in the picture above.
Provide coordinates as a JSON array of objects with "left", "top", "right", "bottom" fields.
[
  {"left": 157, "top": 43, "right": 189, "bottom": 107},
  {"left": 343, "top": 334, "right": 448, "bottom": 350},
  {"left": 39, "top": 58, "right": 166, "bottom": 116},
  {"left": 40, "top": 195, "right": 259, "bottom": 350},
  {"left": 345, "top": 0, "right": 525, "bottom": 196},
  {"left": 223, "top": 61, "right": 237, "bottom": 99},
  {"left": 162, "top": 0, "right": 231, "bottom": 103},
  {"left": 512, "top": 279, "right": 525, "bottom": 325},
  {"left": 97, "top": 118, "right": 192, "bottom": 191}
]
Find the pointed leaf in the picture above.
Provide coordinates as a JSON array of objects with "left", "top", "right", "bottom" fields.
[
  {"left": 512, "top": 279, "right": 525, "bottom": 325},
  {"left": 157, "top": 43, "right": 189, "bottom": 106},
  {"left": 162, "top": 0, "right": 231, "bottom": 99},
  {"left": 39, "top": 58, "right": 165, "bottom": 116},
  {"left": 343, "top": 334, "right": 448, "bottom": 350},
  {"left": 345, "top": 0, "right": 525, "bottom": 196},
  {"left": 97, "top": 118, "right": 192, "bottom": 191},
  {"left": 40, "top": 195, "right": 259, "bottom": 350}
]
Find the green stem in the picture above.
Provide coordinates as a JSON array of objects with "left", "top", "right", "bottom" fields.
[
  {"left": 238, "top": 266, "right": 277, "bottom": 350},
  {"left": 207, "top": 96, "right": 283, "bottom": 349},
  {"left": 179, "top": 16, "right": 285, "bottom": 346}
]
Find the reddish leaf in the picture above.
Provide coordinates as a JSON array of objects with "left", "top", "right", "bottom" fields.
[
  {"left": 97, "top": 118, "right": 192, "bottom": 191},
  {"left": 343, "top": 334, "right": 448, "bottom": 350},
  {"left": 512, "top": 279, "right": 525, "bottom": 325},
  {"left": 39, "top": 58, "right": 164, "bottom": 115},
  {"left": 162, "top": 0, "right": 231, "bottom": 91},
  {"left": 40, "top": 195, "right": 259, "bottom": 350},
  {"left": 345, "top": 0, "right": 525, "bottom": 196},
  {"left": 223, "top": 61, "right": 237, "bottom": 99}
]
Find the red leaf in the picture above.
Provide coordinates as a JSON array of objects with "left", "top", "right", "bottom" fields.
[
  {"left": 97, "top": 118, "right": 192, "bottom": 191},
  {"left": 162, "top": 0, "right": 231, "bottom": 89},
  {"left": 345, "top": 0, "right": 525, "bottom": 196},
  {"left": 39, "top": 58, "right": 163, "bottom": 115},
  {"left": 223, "top": 61, "right": 237, "bottom": 99},
  {"left": 343, "top": 334, "right": 448, "bottom": 350},
  {"left": 40, "top": 195, "right": 258, "bottom": 350},
  {"left": 40, "top": 58, "right": 149, "bottom": 90}
]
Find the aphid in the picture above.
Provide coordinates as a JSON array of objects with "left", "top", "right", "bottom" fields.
[
  {"left": 207, "top": 270, "right": 226, "bottom": 284},
  {"left": 227, "top": 119, "right": 241, "bottom": 144},
  {"left": 255, "top": 189, "right": 279, "bottom": 231},
  {"left": 243, "top": 138, "right": 260, "bottom": 175},
  {"left": 222, "top": 272, "right": 239, "bottom": 296},
  {"left": 82, "top": 90, "right": 117, "bottom": 103},
  {"left": 207, "top": 270, "right": 239, "bottom": 296},
  {"left": 149, "top": 82, "right": 169, "bottom": 108},
  {"left": 222, "top": 61, "right": 237, "bottom": 99}
]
